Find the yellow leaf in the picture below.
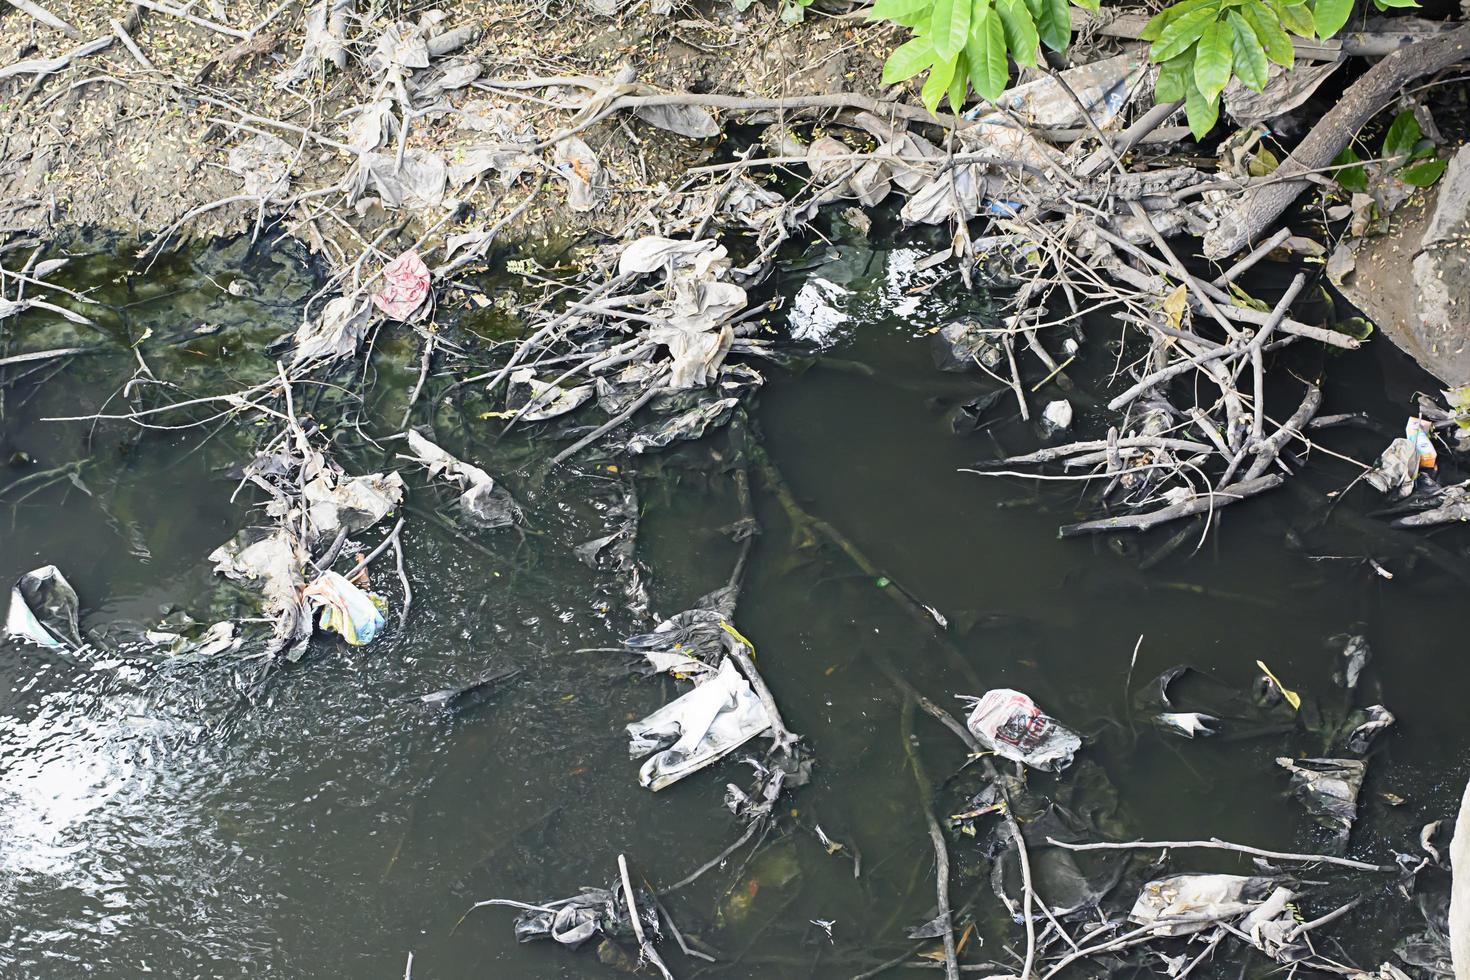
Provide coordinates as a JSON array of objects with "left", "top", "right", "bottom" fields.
[
  {"left": 1162, "top": 285, "right": 1188, "bottom": 327},
  {"left": 479, "top": 411, "right": 514, "bottom": 419},
  {"left": 1249, "top": 147, "right": 1280, "bottom": 177},
  {"left": 1255, "top": 660, "right": 1301, "bottom": 711}
]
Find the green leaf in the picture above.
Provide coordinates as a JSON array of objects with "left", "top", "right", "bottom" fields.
[
  {"left": 965, "top": 10, "right": 1010, "bottom": 100},
  {"left": 1151, "top": 6, "right": 1221, "bottom": 62},
  {"left": 1311, "top": 0, "right": 1353, "bottom": 39},
  {"left": 948, "top": 50, "right": 970, "bottom": 112},
  {"left": 930, "top": 0, "right": 974, "bottom": 59},
  {"left": 1155, "top": 50, "right": 1193, "bottom": 102},
  {"left": 1024, "top": 0, "right": 1071, "bottom": 51},
  {"left": 1270, "top": 0, "right": 1317, "bottom": 35},
  {"left": 1193, "top": 19, "right": 1234, "bottom": 102},
  {"left": 1240, "top": 2, "right": 1293, "bottom": 65},
  {"left": 996, "top": 0, "right": 1040, "bottom": 66},
  {"left": 882, "top": 36, "right": 937, "bottom": 84},
  {"left": 1372, "top": 0, "right": 1419, "bottom": 8},
  {"left": 922, "top": 52, "right": 960, "bottom": 113},
  {"left": 1072, "top": 0, "right": 1100, "bottom": 13},
  {"left": 1383, "top": 111, "right": 1421, "bottom": 161},
  {"left": 1139, "top": 0, "right": 1216, "bottom": 40},
  {"left": 1227, "top": 11, "right": 1269, "bottom": 89},
  {"left": 869, "top": 0, "right": 932, "bottom": 22},
  {"left": 1401, "top": 158, "right": 1447, "bottom": 187},
  {"left": 1331, "top": 144, "right": 1367, "bottom": 192},
  {"left": 1183, "top": 73, "right": 1220, "bottom": 138}
]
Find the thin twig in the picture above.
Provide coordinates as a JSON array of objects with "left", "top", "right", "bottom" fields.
[{"left": 1044, "top": 837, "right": 1395, "bottom": 872}]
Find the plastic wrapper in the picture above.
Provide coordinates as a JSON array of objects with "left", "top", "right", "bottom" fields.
[
  {"left": 627, "top": 657, "right": 771, "bottom": 791},
  {"left": 303, "top": 571, "right": 386, "bottom": 646},
  {"left": 1130, "top": 874, "right": 1280, "bottom": 936},
  {"left": 1277, "top": 756, "right": 1365, "bottom": 848},
  {"left": 371, "top": 250, "right": 431, "bottom": 320},
  {"left": 965, "top": 688, "right": 1081, "bottom": 772},
  {"left": 1408, "top": 417, "right": 1438, "bottom": 470},
  {"left": 4, "top": 565, "right": 82, "bottom": 649}
]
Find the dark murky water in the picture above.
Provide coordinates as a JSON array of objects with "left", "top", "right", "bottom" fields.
[{"left": 1, "top": 228, "right": 1465, "bottom": 979}]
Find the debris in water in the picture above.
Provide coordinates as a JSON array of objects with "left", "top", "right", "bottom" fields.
[
  {"left": 4, "top": 564, "right": 82, "bottom": 649},
  {"left": 401, "top": 429, "right": 520, "bottom": 528},
  {"left": 1345, "top": 705, "right": 1396, "bottom": 755},
  {"left": 964, "top": 688, "right": 1081, "bottom": 772},
  {"left": 372, "top": 250, "right": 431, "bottom": 320},
  {"left": 1041, "top": 399, "right": 1073, "bottom": 435},
  {"left": 304, "top": 570, "right": 386, "bottom": 646},
  {"left": 627, "top": 657, "right": 772, "bottom": 791},
  {"left": 1277, "top": 757, "right": 1366, "bottom": 848},
  {"left": 1333, "top": 634, "right": 1372, "bottom": 690},
  {"left": 1157, "top": 712, "right": 1219, "bottom": 738},
  {"left": 419, "top": 667, "right": 521, "bottom": 713},
  {"left": 1130, "top": 874, "right": 1282, "bottom": 936}
]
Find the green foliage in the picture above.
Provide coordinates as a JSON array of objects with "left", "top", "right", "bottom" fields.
[
  {"left": 1332, "top": 110, "right": 1448, "bottom": 194},
  {"left": 867, "top": 0, "right": 1421, "bottom": 145},
  {"left": 870, "top": 0, "right": 1091, "bottom": 113},
  {"left": 1143, "top": 0, "right": 1349, "bottom": 140}
]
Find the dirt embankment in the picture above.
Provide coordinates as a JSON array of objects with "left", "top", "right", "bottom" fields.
[{"left": 0, "top": 1, "right": 892, "bottom": 255}]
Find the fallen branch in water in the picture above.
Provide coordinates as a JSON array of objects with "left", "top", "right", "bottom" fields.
[
  {"left": 1058, "top": 476, "right": 1284, "bottom": 537},
  {"left": 1044, "top": 836, "right": 1396, "bottom": 872},
  {"left": 899, "top": 697, "right": 961, "bottom": 980},
  {"left": 618, "top": 854, "right": 676, "bottom": 980}
]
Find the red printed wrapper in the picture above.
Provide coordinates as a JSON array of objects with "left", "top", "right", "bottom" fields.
[
  {"left": 372, "top": 250, "right": 431, "bottom": 320},
  {"left": 965, "top": 688, "right": 1081, "bottom": 772}
]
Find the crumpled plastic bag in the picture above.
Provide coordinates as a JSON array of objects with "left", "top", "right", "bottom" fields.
[
  {"left": 506, "top": 367, "right": 594, "bottom": 421},
  {"left": 627, "top": 397, "right": 739, "bottom": 454},
  {"left": 965, "top": 688, "right": 1081, "bottom": 772},
  {"left": 554, "top": 137, "right": 603, "bottom": 212},
  {"left": 304, "top": 571, "right": 386, "bottom": 646},
  {"left": 1130, "top": 874, "right": 1280, "bottom": 936},
  {"left": 209, "top": 527, "right": 307, "bottom": 622},
  {"left": 512, "top": 884, "right": 655, "bottom": 948},
  {"left": 226, "top": 133, "right": 293, "bottom": 198},
  {"left": 292, "top": 295, "right": 371, "bottom": 363},
  {"left": 301, "top": 468, "right": 404, "bottom": 538},
  {"left": 1277, "top": 756, "right": 1365, "bottom": 848},
  {"left": 628, "top": 657, "right": 772, "bottom": 791},
  {"left": 1366, "top": 438, "right": 1420, "bottom": 496},
  {"left": 1345, "top": 704, "right": 1395, "bottom": 754},
  {"left": 400, "top": 429, "right": 520, "bottom": 528},
  {"left": 372, "top": 250, "right": 431, "bottom": 320},
  {"left": 5, "top": 565, "right": 82, "bottom": 649}
]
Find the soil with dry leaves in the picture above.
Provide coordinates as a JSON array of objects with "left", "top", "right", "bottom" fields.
[{"left": 0, "top": 1, "right": 894, "bottom": 257}]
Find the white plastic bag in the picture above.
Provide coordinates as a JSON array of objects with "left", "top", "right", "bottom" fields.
[
  {"left": 965, "top": 688, "right": 1081, "bottom": 772},
  {"left": 627, "top": 658, "right": 771, "bottom": 791}
]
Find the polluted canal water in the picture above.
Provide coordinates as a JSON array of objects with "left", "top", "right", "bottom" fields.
[{"left": 1, "top": 227, "right": 1468, "bottom": 979}]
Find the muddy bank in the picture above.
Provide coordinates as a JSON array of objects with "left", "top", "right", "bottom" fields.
[{"left": 0, "top": 1, "right": 890, "bottom": 249}]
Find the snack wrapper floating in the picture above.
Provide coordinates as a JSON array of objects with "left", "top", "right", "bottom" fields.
[{"left": 965, "top": 688, "right": 1081, "bottom": 772}]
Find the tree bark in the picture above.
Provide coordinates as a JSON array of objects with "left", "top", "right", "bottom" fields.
[{"left": 1204, "top": 24, "right": 1470, "bottom": 259}]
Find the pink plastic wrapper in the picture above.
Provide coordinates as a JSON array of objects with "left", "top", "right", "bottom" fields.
[
  {"left": 372, "top": 250, "right": 431, "bottom": 320},
  {"left": 965, "top": 688, "right": 1081, "bottom": 772}
]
